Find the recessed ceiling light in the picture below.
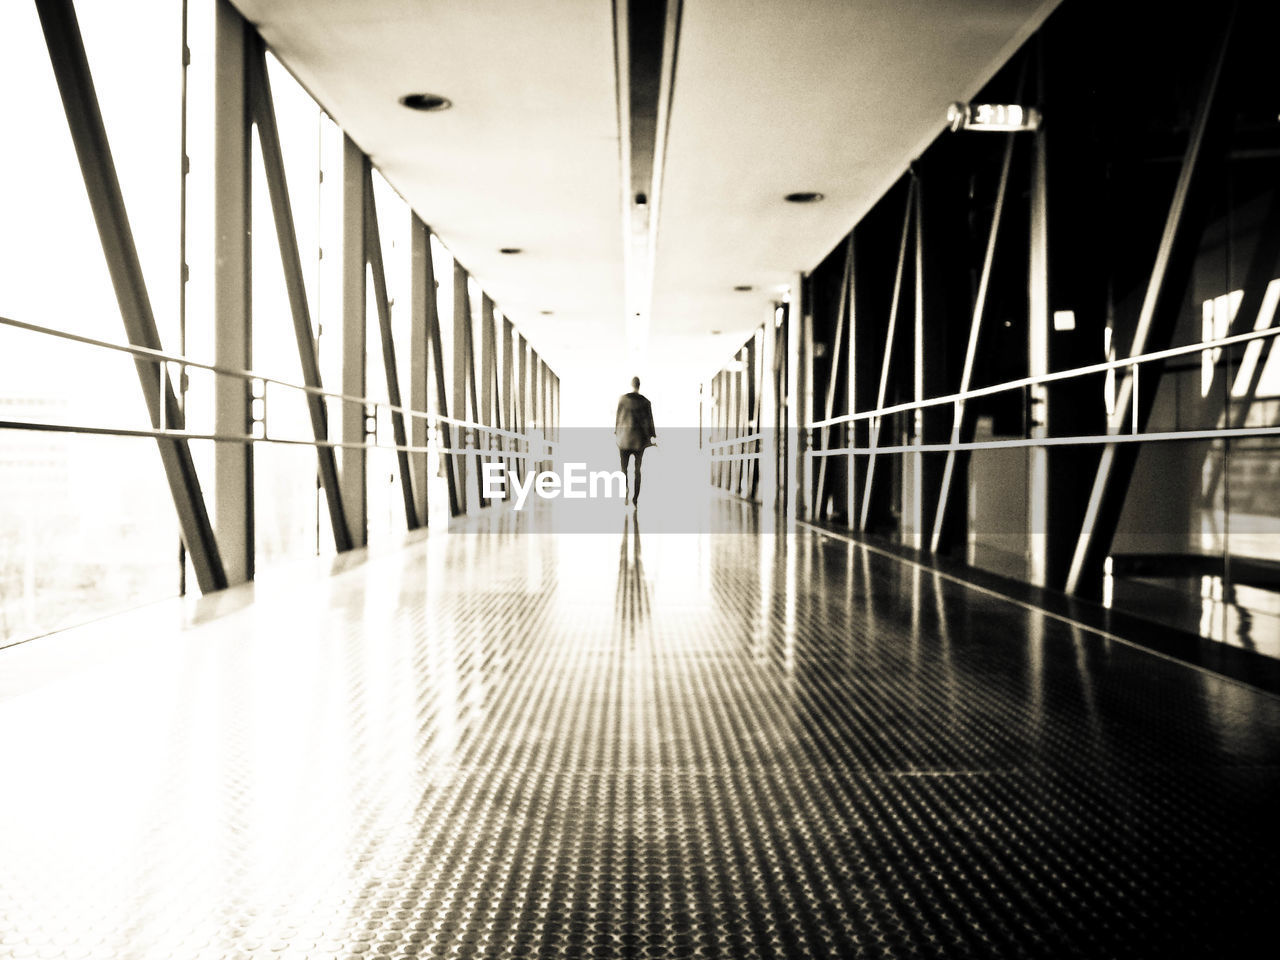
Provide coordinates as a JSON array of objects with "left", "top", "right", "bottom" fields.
[
  {"left": 784, "top": 191, "right": 825, "bottom": 203},
  {"left": 499, "top": 247, "right": 522, "bottom": 255},
  {"left": 733, "top": 284, "right": 753, "bottom": 292},
  {"left": 399, "top": 93, "right": 452, "bottom": 112}
]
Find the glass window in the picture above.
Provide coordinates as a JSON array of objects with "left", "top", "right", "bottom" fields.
[{"left": 0, "top": 1, "right": 184, "bottom": 645}]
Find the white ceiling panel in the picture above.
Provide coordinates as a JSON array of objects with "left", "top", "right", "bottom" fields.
[
  {"left": 231, "top": 0, "right": 1061, "bottom": 386},
  {"left": 652, "top": 0, "right": 1062, "bottom": 374}
]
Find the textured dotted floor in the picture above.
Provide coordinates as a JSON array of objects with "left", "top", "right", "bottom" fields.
[{"left": 1, "top": 500, "right": 1279, "bottom": 958}]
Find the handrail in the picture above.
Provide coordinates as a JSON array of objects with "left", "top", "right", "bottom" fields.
[
  {"left": 0, "top": 312, "right": 538, "bottom": 444},
  {"left": 0, "top": 416, "right": 557, "bottom": 459},
  {"left": 799, "top": 423, "right": 1280, "bottom": 455},
  {"left": 707, "top": 431, "right": 763, "bottom": 449},
  {"left": 809, "top": 323, "right": 1280, "bottom": 429}
]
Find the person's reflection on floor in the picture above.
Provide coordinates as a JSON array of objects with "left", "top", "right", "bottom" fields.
[{"left": 614, "top": 511, "right": 649, "bottom": 645}]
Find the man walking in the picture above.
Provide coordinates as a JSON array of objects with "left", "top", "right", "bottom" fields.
[{"left": 615, "top": 377, "right": 656, "bottom": 507}]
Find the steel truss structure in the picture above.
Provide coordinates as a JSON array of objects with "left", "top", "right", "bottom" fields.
[
  {"left": 9, "top": 0, "right": 561, "bottom": 595},
  {"left": 707, "top": 0, "right": 1280, "bottom": 601}
]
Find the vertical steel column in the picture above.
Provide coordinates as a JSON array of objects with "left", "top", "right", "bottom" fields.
[
  {"left": 815, "top": 236, "right": 852, "bottom": 517},
  {"left": 248, "top": 39, "right": 353, "bottom": 551},
  {"left": 481, "top": 296, "right": 501, "bottom": 487},
  {"left": 727, "top": 360, "right": 737, "bottom": 493},
  {"left": 515, "top": 333, "right": 529, "bottom": 481},
  {"left": 362, "top": 166, "right": 418, "bottom": 530},
  {"left": 481, "top": 296, "right": 499, "bottom": 462},
  {"left": 1065, "top": 10, "right": 1236, "bottom": 594},
  {"left": 758, "top": 306, "right": 779, "bottom": 513},
  {"left": 501, "top": 317, "right": 515, "bottom": 481},
  {"left": 546, "top": 366, "right": 554, "bottom": 447},
  {"left": 213, "top": 0, "right": 253, "bottom": 584},
  {"left": 36, "top": 0, "right": 228, "bottom": 592},
  {"left": 774, "top": 305, "right": 787, "bottom": 509},
  {"left": 930, "top": 133, "right": 1015, "bottom": 554},
  {"left": 729, "top": 357, "right": 741, "bottom": 493},
  {"left": 860, "top": 181, "right": 915, "bottom": 532},
  {"left": 422, "top": 226, "right": 459, "bottom": 516},
  {"left": 784, "top": 277, "right": 805, "bottom": 522},
  {"left": 534, "top": 353, "right": 545, "bottom": 469},
  {"left": 1026, "top": 50, "right": 1051, "bottom": 586},
  {"left": 745, "top": 333, "right": 759, "bottom": 498},
  {"left": 722, "top": 369, "right": 732, "bottom": 490},
  {"left": 716, "top": 371, "right": 727, "bottom": 491},
  {"left": 800, "top": 283, "right": 815, "bottom": 520},
  {"left": 845, "top": 240, "right": 858, "bottom": 530},
  {"left": 339, "top": 135, "right": 366, "bottom": 547},
  {"left": 531, "top": 355, "right": 541, "bottom": 468},
  {"left": 409, "top": 216, "right": 431, "bottom": 524},
  {"left": 452, "top": 261, "right": 473, "bottom": 513},
  {"left": 737, "top": 352, "right": 748, "bottom": 494},
  {"left": 737, "top": 348, "right": 750, "bottom": 496},
  {"left": 906, "top": 176, "right": 926, "bottom": 549},
  {"left": 551, "top": 372, "right": 559, "bottom": 442},
  {"left": 524, "top": 336, "right": 534, "bottom": 473}
]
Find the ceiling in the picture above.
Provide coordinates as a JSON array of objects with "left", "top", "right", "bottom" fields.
[{"left": 232, "top": 0, "right": 1061, "bottom": 408}]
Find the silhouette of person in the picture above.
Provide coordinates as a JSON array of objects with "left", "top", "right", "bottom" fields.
[{"left": 615, "top": 376, "right": 656, "bottom": 507}]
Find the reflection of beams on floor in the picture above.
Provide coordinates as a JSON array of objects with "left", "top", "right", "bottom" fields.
[
  {"left": 0, "top": 506, "right": 1278, "bottom": 957},
  {"left": 1110, "top": 552, "right": 1280, "bottom": 589}
]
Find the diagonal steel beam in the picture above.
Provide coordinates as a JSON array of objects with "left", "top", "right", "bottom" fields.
[
  {"left": 815, "top": 235, "right": 853, "bottom": 518},
  {"left": 247, "top": 36, "right": 352, "bottom": 551},
  {"left": 409, "top": 216, "right": 431, "bottom": 523},
  {"left": 859, "top": 179, "right": 916, "bottom": 532},
  {"left": 452, "top": 262, "right": 473, "bottom": 512},
  {"left": 36, "top": 0, "right": 227, "bottom": 592},
  {"left": 363, "top": 166, "right": 419, "bottom": 530},
  {"left": 930, "top": 131, "right": 1017, "bottom": 553},
  {"left": 1066, "top": 6, "right": 1237, "bottom": 594},
  {"left": 420, "top": 226, "right": 460, "bottom": 516}
]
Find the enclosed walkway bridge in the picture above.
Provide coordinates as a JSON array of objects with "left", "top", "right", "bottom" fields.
[{"left": 2, "top": 1, "right": 1280, "bottom": 957}]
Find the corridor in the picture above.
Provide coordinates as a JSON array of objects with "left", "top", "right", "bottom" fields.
[{"left": 1, "top": 498, "right": 1277, "bottom": 959}]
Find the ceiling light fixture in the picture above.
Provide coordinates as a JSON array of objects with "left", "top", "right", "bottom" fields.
[
  {"left": 499, "top": 247, "right": 522, "bottom": 255},
  {"left": 733, "top": 285, "right": 753, "bottom": 292},
  {"left": 784, "top": 191, "right": 824, "bottom": 203},
  {"left": 399, "top": 93, "right": 452, "bottom": 112}
]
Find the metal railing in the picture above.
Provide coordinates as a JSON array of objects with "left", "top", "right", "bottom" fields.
[
  {"left": 0, "top": 313, "right": 555, "bottom": 463},
  {"left": 804, "top": 323, "right": 1280, "bottom": 454},
  {"left": 707, "top": 431, "right": 763, "bottom": 464}
]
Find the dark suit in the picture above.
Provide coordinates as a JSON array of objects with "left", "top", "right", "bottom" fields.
[{"left": 615, "top": 391, "right": 655, "bottom": 503}]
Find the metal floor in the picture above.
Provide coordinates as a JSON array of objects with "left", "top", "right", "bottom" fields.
[{"left": 1, "top": 499, "right": 1279, "bottom": 959}]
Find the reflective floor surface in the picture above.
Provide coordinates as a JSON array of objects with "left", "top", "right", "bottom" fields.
[{"left": 1, "top": 497, "right": 1279, "bottom": 958}]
